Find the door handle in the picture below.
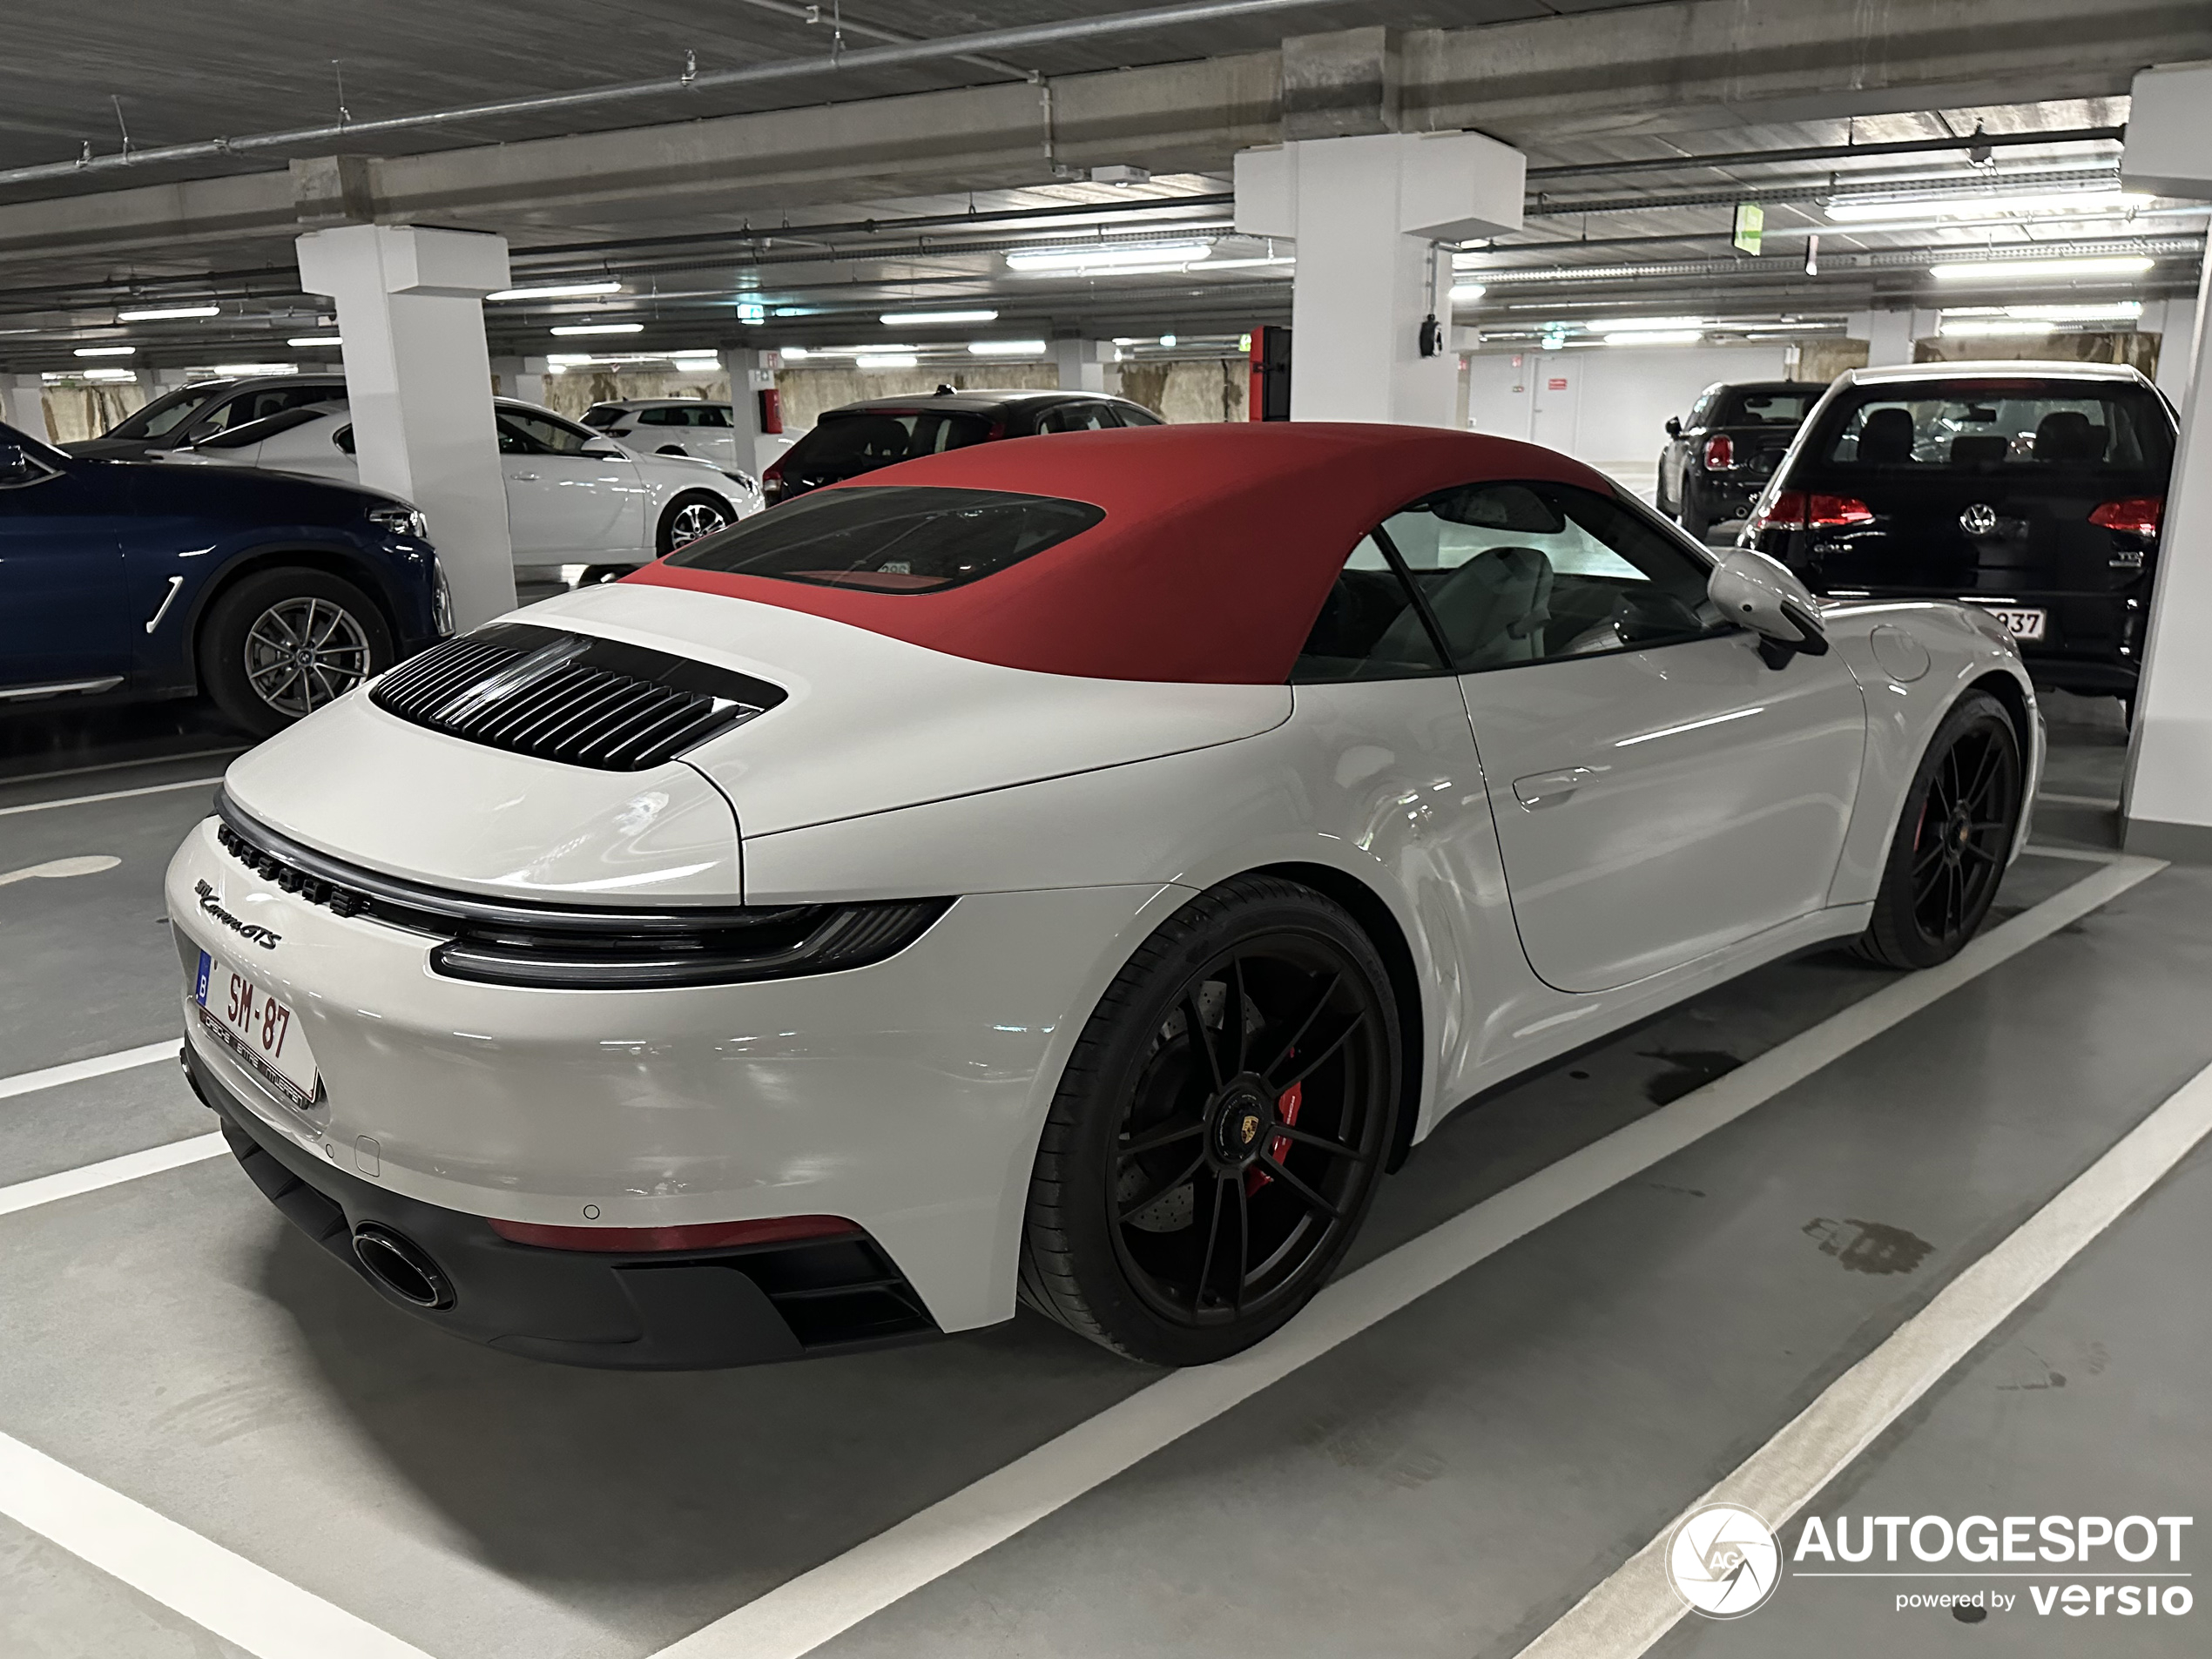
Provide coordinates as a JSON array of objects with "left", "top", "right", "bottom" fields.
[{"left": 1513, "top": 767, "right": 1595, "bottom": 809}]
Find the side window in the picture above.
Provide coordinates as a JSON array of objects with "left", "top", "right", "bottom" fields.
[
  {"left": 1686, "top": 386, "right": 1721, "bottom": 428},
  {"left": 1041, "top": 402, "right": 1114, "bottom": 433},
  {"left": 334, "top": 424, "right": 356, "bottom": 455},
  {"left": 697, "top": 405, "right": 732, "bottom": 427},
  {"left": 1377, "top": 481, "right": 1716, "bottom": 672},
  {"left": 497, "top": 410, "right": 596, "bottom": 455},
  {"left": 1115, "top": 403, "right": 1163, "bottom": 427},
  {"left": 637, "top": 407, "right": 681, "bottom": 426},
  {"left": 1291, "top": 534, "right": 1448, "bottom": 684}
]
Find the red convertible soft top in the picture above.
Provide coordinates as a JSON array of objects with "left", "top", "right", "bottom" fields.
[{"left": 626, "top": 422, "right": 1612, "bottom": 684}]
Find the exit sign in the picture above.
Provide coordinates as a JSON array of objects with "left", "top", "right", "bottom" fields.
[{"left": 1548, "top": 376, "right": 1568, "bottom": 391}]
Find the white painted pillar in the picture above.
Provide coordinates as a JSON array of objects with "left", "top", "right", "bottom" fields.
[
  {"left": 1847, "top": 310, "right": 1917, "bottom": 368},
  {"left": 296, "top": 225, "right": 516, "bottom": 628},
  {"left": 2120, "top": 61, "right": 2212, "bottom": 859},
  {"left": 718, "top": 344, "right": 773, "bottom": 476},
  {"left": 0, "top": 374, "right": 47, "bottom": 438},
  {"left": 1053, "top": 339, "right": 1108, "bottom": 394},
  {"left": 491, "top": 355, "right": 549, "bottom": 406},
  {"left": 2148, "top": 294, "right": 2199, "bottom": 400},
  {"left": 1235, "top": 130, "right": 1524, "bottom": 425}
]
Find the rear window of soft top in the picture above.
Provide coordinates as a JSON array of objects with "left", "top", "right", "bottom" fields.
[{"left": 663, "top": 485, "right": 1103, "bottom": 593}]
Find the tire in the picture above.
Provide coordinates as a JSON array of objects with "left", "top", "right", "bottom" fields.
[
  {"left": 657, "top": 490, "right": 736, "bottom": 554},
  {"left": 198, "top": 567, "right": 394, "bottom": 738},
  {"left": 1851, "top": 690, "right": 2024, "bottom": 969},
  {"left": 1655, "top": 463, "right": 1676, "bottom": 519},
  {"left": 1018, "top": 874, "right": 1400, "bottom": 1366},
  {"left": 1678, "top": 483, "right": 1710, "bottom": 543}
]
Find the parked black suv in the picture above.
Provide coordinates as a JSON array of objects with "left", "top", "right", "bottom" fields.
[
  {"left": 762, "top": 388, "right": 1163, "bottom": 504},
  {"left": 1745, "top": 362, "right": 2176, "bottom": 718},
  {"left": 1656, "top": 380, "right": 1826, "bottom": 541},
  {"left": 64, "top": 374, "right": 347, "bottom": 461}
]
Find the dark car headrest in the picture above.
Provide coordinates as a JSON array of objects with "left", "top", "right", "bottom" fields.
[
  {"left": 1858, "top": 407, "right": 1916, "bottom": 463},
  {"left": 2033, "top": 409, "right": 2107, "bottom": 462},
  {"left": 1950, "top": 435, "right": 2010, "bottom": 465}
]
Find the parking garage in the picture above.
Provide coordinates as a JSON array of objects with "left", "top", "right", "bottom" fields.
[{"left": 6, "top": 3, "right": 2212, "bottom": 1656}]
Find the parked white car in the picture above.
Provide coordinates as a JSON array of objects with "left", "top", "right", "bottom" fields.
[
  {"left": 168, "top": 399, "right": 761, "bottom": 579},
  {"left": 582, "top": 399, "right": 746, "bottom": 469}
]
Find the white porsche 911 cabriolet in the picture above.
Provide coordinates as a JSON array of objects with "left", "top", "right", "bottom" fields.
[{"left": 165, "top": 423, "right": 2040, "bottom": 1369}]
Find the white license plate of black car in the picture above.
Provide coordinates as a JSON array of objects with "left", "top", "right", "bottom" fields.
[
  {"left": 193, "top": 948, "right": 320, "bottom": 1110},
  {"left": 1976, "top": 606, "right": 2047, "bottom": 642}
]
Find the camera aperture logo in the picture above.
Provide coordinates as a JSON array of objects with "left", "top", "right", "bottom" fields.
[{"left": 1668, "top": 1503, "right": 1781, "bottom": 1618}]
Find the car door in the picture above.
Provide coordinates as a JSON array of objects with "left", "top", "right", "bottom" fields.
[
  {"left": 1381, "top": 478, "right": 1866, "bottom": 995},
  {"left": 496, "top": 408, "right": 640, "bottom": 559},
  {"left": 0, "top": 435, "right": 132, "bottom": 693},
  {"left": 693, "top": 403, "right": 739, "bottom": 468}
]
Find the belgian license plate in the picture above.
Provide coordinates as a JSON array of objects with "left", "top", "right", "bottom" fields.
[
  {"left": 193, "top": 948, "right": 319, "bottom": 1111},
  {"left": 1980, "top": 606, "right": 2047, "bottom": 641}
]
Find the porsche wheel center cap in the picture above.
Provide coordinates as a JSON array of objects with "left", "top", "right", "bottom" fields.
[{"left": 1211, "top": 1082, "right": 1273, "bottom": 1166}]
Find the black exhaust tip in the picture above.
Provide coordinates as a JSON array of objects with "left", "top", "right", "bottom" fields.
[{"left": 353, "top": 1223, "right": 455, "bottom": 1310}]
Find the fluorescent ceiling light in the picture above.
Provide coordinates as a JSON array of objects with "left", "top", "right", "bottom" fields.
[
  {"left": 1588, "top": 316, "right": 1706, "bottom": 334},
  {"left": 1005, "top": 239, "right": 1212, "bottom": 275},
  {"left": 207, "top": 363, "right": 299, "bottom": 375},
  {"left": 1159, "top": 334, "right": 1178, "bottom": 347},
  {"left": 550, "top": 322, "right": 644, "bottom": 337},
  {"left": 1605, "top": 330, "right": 1703, "bottom": 346},
  {"left": 855, "top": 353, "right": 919, "bottom": 369},
  {"left": 1939, "top": 319, "right": 2058, "bottom": 337},
  {"left": 880, "top": 308, "right": 998, "bottom": 325},
  {"left": 1931, "top": 255, "right": 2155, "bottom": 283},
  {"left": 781, "top": 346, "right": 812, "bottom": 360},
  {"left": 1828, "top": 188, "right": 2149, "bottom": 222},
  {"left": 968, "top": 339, "right": 1047, "bottom": 356},
  {"left": 117, "top": 303, "right": 220, "bottom": 322},
  {"left": 1450, "top": 283, "right": 1487, "bottom": 304},
  {"left": 489, "top": 280, "right": 624, "bottom": 301},
  {"left": 1201, "top": 255, "right": 1294, "bottom": 271},
  {"left": 1939, "top": 300, "right": 2143, "bottom": 322},
  {"left": 73, "top": 345, "right": 136, "bottom": 357},
  {"left": 287, "top": 336, "right": 342, "bottom": 348},
  {"left": 46, "top": 367, "right": 138, "bottom": 381}
]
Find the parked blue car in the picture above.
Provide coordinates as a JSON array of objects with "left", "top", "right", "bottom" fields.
[{"left": 0, "top": 419, "right": 450, "bottom": 736}]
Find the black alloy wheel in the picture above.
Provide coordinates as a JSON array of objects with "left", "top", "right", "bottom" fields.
[
  {"left": 1020, "top": 876, "right": 1399, "bottom": 1365},
  {"left": 1854, "top": 690, "right": 2024, "bottom": 969}
]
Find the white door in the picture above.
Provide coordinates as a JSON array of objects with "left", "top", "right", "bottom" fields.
[
  {"left": 1529, "top": 363, "right": 1580, "bottom": 455},
  {"left": 496, "top": 408, "right": 644, "bottom": 561},
  {"left": 1376, "top": 478, "right": 1865, "bottom": 995}
]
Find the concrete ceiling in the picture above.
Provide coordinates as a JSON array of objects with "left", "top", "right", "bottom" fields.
[{"left": 0, "top": 0, "right": 2205, "bottom": 374}]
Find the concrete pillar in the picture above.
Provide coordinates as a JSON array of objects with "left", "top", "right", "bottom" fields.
[
  {"left": 1, "top": 374, "right": 48, "bottom": 438},
  {"left": 296, "top": 225, "right": 516, "bottom": 629},
  {"left": 2119, "top": 61, "right": 2212, "bottom": 859},
  {"left": 2147, "top": 294, "right": 2199, "bottom": 399},
  {"left": 718, "top": 344, "right": 773, "bottom": 476},
  {"left": 491, "top": 355, "right": 549, "bottom": 407},
  {"left": 1053, "top": 339, "right": 1108, "bottom": 394},
  {"left": 1235, "top": 130, "right": 1523, "bottom": 424},
  {"left": 1850, "top": 310, "right": 1917, "bottom": 368}
]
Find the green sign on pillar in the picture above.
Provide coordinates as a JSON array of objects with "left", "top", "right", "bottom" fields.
[{"left": 1732, "top": 202, "right": 1764, "bottom": 256}]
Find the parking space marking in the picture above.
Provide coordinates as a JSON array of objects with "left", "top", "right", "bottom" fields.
[
  {"left": 2020, "top": 843, "right": 2121, "bottom": 864},
  {"left": 0, "top": 774, "right": 225, "bottom": 819},
  {"left": 0, "top": 1039, "right": 182, "bottom": 1103},
  {"left": 0, "top": 1426, "right": 435, "bottom": 1659},
  {"left": 0, "top": 1133, "right": 224, "bottom": 1220},
  {"left": 2037, "top": 791, "right": 2121, "bottom": 808},
  {"left": 1514, "top": 1050, "right": 2212, "bottom": 1659},
  {"left": 651, "top": 857, "right": 2165, "bottom": 1659}
]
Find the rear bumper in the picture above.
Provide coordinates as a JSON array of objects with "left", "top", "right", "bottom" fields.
[{"left": 185, "top": 1042, "right": 938, "bottom": 1368}]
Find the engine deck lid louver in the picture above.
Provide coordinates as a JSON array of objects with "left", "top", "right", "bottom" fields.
[{"left": 369, "top": 622, "right": 784, "bottom": 771}]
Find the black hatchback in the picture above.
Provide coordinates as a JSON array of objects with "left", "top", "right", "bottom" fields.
[
  {"left": 761, "top": 388, "right": 1163, "bottom": 504},
  {"left": 1745, "top": 363, "right": 2176, "bottom": 715}
]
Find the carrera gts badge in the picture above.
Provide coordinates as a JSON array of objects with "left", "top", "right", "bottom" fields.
[{"left": 195, "top": 879, "right": 280, "bottom": 949}]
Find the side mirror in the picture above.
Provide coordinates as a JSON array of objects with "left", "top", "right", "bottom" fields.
[
  {"left": 581, "top": 440, "right": 624, "bottom": 458},
  {"left": 0, "top": 441, "right": 49, "bottom": 488},
  {"left": 1665, "top": 416, "right": 1683, "bottom": 439},
  {"left": 1709, "top": 548, "right": 1828, "bottom": 666}
]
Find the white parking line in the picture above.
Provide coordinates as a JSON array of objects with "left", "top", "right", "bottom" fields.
[
  {"left": 0, "top": 1039, "right": 182, "bottom": 1103},
  {"left": 0, "top": 1427, "right": 437, "bottom": 1659},
  {"left": 1514, "top": 1051, "right": 2212, "bottom": 1659},
  {"left": 0, "top": 775, "right": 225, "bottom": 819},
  {"left": 2020, "top": 842, "right": 2121, "bottom": 864},
  {"left": 2037, "top": 791, "right": 2120, "bottom": 809},
  {"left": 0, "top": 1134, "right": 226, "bottom": 1221},
  {"left": 650, "top": 856, "right": 2165, "bottom": 1659}
]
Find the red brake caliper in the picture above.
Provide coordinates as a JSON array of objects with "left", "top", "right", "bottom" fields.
[{"left": 1246, "top": 1071, "right": 1301, "bottom": 1197}]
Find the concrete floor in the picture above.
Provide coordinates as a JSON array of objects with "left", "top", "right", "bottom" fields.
[{"left": 2, "top": 688, "right": 2203, "bottom": 1658}]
